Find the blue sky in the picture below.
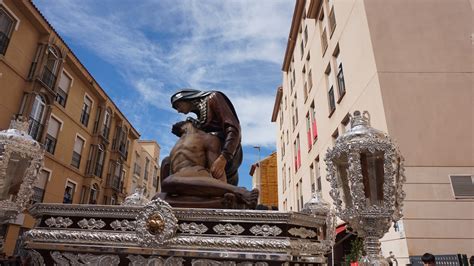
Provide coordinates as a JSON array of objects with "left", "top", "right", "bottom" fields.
[{"left": 34, "top": 0, "right": 294, "bottom": 189}]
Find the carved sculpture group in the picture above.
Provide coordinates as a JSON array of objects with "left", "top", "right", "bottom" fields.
[{"left": 154, "top": 90, "right": 259, "bottom": 209}]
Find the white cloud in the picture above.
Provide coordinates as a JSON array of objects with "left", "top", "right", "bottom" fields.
[{"left": 34, "top": 0, "right": 293, "bottom": 147}]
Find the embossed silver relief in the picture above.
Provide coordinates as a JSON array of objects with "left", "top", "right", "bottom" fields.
[
  {"left": 178, "top": 222, "right": 208, "bottom": 234},
  {"left": 27, "top": 249, "right": 45, "bottom": 266},
  {"left": 50, "top": 251, "right": 120, "bottom": 266},
  {"left": 288, "top": 227, "right": 317, "bottom": 239},
  {"left": 192, "top": 260, "right": 269, "bottom": 266},
  {"left": 77, "top": 218, "right": 106, "bottom": 230},
  {"left": 110, "top": 219, "right": 136, "bottom": 231},
  {"left": 135, "top": 199, "right": 178, "bottom": 248},
  {"left": 213, "top": 223, "right": 244, "bottom": 235},
  {"left": 127, "top": 255, "right": 184, "bottom": 266},
  {"left": 44, "top": 217, "right": 73, "bottom": 228},
  {"left": 249, "top": 225, "right": 282, "bottom": 237}
]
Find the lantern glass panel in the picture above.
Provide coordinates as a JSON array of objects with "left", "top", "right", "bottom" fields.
[
  {"left": 335, "top": 155, "right": 352, "bottom": 208},
  {"left": 360, "top": 150, "right": 384, "bottom": 205},
  {"left": 0, "top": 152, "right": 32, "bottom": 201}
]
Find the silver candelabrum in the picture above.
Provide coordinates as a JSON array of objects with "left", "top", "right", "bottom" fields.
[{"left": 325, "top": 111, "right": 406, "bottom": 265}]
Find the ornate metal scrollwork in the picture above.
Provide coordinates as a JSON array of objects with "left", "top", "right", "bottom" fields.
[
  {"left": 249, "top": 225, "right": 282, "bottom": 237},
  {"left": 77, "top": 218, "right": 106, "bottom": 230},
  {"left": 178, "top": 222, "right": 208, "bottom": 234},
  {"left": 288, "top": 227, "right": 317, "bottom": 239},
  {"left": 45, "top": 217, "right": 73, "bottom": 228},
  {"left": 213, "top": 223, "right": 244, "bottom": 235},
  {"left": 127, "top": 255, "right": 184, "bottom": 266},
  {"left": 50, "top": 251, "right": 120, "bottom": 265},
  {"left": 135, "top": 199, "right": 177, "bottom": 247},
  {"left": 110, "top": 219, "right": 136, "bottom": 231}
]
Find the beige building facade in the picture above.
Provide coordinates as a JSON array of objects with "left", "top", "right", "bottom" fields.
[
  {"left": 0, "top": 0, "right": 142, "bottom": 255},
  {"left": 128, "top": 140, "right": 161, "bottom": 200},
  {"left": 250, "top": 152, "right": 278, "bottom": 208},
  {"left": 272, "top": 0, "right": 473, "bottom": 263}
]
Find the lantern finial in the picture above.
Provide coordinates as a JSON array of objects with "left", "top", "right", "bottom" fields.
[{"left": 350, "top": 110, "right": 371, "bottom": 129}]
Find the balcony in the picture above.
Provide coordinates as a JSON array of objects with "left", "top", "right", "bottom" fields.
[
  {"left": 55, "top": 88, "right": 68, "bottom": 107},
  {"left": 101, "top": 126, "right": 110, "bottom": 140},
  {"left": 28, "top": 118, "right": 44, "bottom": 141},
  {"left": 71, "top": 151, "right": 81, "bottom": 168},
  {"left": 0, "top": 31, "right": 10, "bottom": 55},
  {"left": 44, "top": 134, "right": 57, "bottom": 154},
  {"left": 41, "top": 67, "right": 57, "bottom": 90},
  {"left": 107, "top": 173, "right": 123, "bottom": 193}
]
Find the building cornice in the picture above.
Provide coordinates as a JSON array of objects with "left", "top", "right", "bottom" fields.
[
  {"left": 271, "top": 86, "right": 283, "bottom": 122},
  {"left": 281, "top": 0, "right": 306, "bottom": 72}
]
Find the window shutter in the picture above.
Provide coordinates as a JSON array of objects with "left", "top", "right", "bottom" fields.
[
  {"left": 58, "top": 72, "right": 71, "bottom": 93},
  {"left": 47, "top": 117, "right": 60, "bottom": 137},
  {"left": 74, "top": 137, "right": 84, "bottom": 153},
  {"left": 450, "top": 175, "right": 474, "bottom": 198}
]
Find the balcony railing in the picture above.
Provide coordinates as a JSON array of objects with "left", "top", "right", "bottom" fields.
[
  {"left": 71, "top": 151, "right": 81, "bottom": 168},
  {"left": 0, "top": 31, "right": 10, "bottom": 55},
  {"left": 55, "top": 88, "right": 68, "bottom": 107},
  {"left": 44, "top": 134, "right": 57, "bottom": 154},
  {"left": 80, "top": 110, "right": 90, "bottom": 127},
  {"left": 28, "top": 118, "right": 44, "bottom": 141},
  {"left": 41, "top": 67, "right": 57, "bottom": 89}
]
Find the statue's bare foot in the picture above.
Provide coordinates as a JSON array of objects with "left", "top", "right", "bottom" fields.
[
  {"left": 235, "top": 188, "right": 259, "bottom": 209},
  {"left": 222, "top": 193, "right": 237, "bottom": 209}
]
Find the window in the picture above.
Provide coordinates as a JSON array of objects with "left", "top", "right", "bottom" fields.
[
  {"left": 63, "top": 180, "right": 76, "bottom": 204},
  {"left": 296, "top": 182, "right": 300, "bottom": 211},
  {"left": 31, "top": 169, "right": 49, "bottom": 204},
  {"left": 94, "top": 144, "right": 105, "bottom": 177},
  {"left": 341, "top": 113, "right": 351, "bottom": 134},
  {"left": 45, "top": 116, "right": 61, "bottom": 154},
  {"left": 315, "top": 157, "right": 321, "bottom": 191},
  {"left": 306, "top": 112, "right": 312, "bottom": 151},
  {"left": 71, "top": 136, "right": 84, "bottom": 168},
  {"left": 0, "top": 7, "right": 15, "bottom": 55},
  {"left": 282, "top": 164, "right": 286, "bottom": 192},
  {"left": 89, "top": 183, "right": 99, "bottom": 204},
  {"left": 328, "top": 7, "right": 336, "bottom": 35},
  {"left": 332, "top": 129, "right": 339, "bottom": 146},
  {"left": 450, "top": 175, "right": 474, "bottom": 198},
  {"left": 134, "top": 154, "right": 141, "bottom": 177},
  {"left": 144, "top": 157, "right": 150, "bottom": 180},
  {"left": 102, "top": 109, "right": 111, "bottom": 139},
  {"left": 299, "top": 179, "right": 303, "bottom": 210},
  {"left": 108, "top": 161, "right": 123, "bottom": 192},
  {"left": 335, "top": 50, "right": 346, "bottom": 101},
  {"left": 55, "top": 71, "right": 71, "bottom": 107},
  {"left": 28, "top": 95, "right": 46, "bottom": 141},
  {"left": 294, "top": 135, "right": 301, "bottom": 171},
  {"left": 308, "top": 69, "right": 313, "bottom": 91},
  {"left": 80, "top": 96, "right": 92, "bottom": 127},
  {"left": 326, "top": 66, "right": 336, "bottom": 116},
  {"left": 300, "top": 40, "right": 304, "bottom": 60},
  {"left": 310, "top": 102, "right": 318, "bottom": 142},
  {"left": 320, "top": 28, "right": 328, "bottom": 55},
  {"left": 153, "top": 166, "right": 158, "bottom": 187},
  {"left": 42, "top": 46, "right": 60, "bottom": 89},
  {"left": 310, "top": 163, "right": 315, "bottom": 193}
]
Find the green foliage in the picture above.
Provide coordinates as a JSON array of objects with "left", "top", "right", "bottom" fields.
[{"left": 344, "top": 238, "right": 364, "bottom": 265}]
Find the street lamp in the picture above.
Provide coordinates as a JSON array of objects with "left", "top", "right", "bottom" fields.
[
  {"left": 325, "top": 111, "right": 406, "bottom": 265},
  {"left": 0, "top": 117, "right": 44, "bottom": 224}
]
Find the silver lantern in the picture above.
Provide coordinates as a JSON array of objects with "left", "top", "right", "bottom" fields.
[
  {"left": 0, "top": 117, "right": 44, "bottom": 224},
  {"left": 325, "top": 111, "right": 406, "bottom": 265}
]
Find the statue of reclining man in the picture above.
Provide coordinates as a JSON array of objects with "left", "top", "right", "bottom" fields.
[{"left": 154, "top": 121, "right": 259, "bottom": 209}]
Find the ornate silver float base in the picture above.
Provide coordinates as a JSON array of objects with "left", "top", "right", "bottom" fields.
[{"left": 24, "top": 200, "right": 331, "bottom": 265}]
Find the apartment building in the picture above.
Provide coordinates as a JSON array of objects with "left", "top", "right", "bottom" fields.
[
  {"left": 250, "top": 152, "right": 278, "bottom": 208},
  {"left": 128, "top": 140, "right": 161, "bottom": 200},
  {"left": 0, "top": 0, "right": 141, "bottom": 255},
  {"left": 272, "top": 0, "right": 472, "bottom": 263}
]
